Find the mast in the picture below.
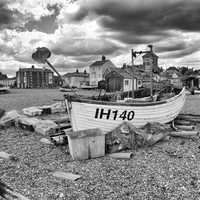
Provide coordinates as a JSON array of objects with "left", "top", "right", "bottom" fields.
[{"left": 131, "top": 45, "right": 154, "bottom": 98}]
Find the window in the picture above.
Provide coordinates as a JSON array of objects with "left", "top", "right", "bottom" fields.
[
  {"left": 92, "top": 72, "right": 96, "bottom": 78},
  {"left": 125, "top": 80, "right": 129, "bottom": 86}
]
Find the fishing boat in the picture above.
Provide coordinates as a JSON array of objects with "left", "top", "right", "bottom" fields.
[
  {"left": 59, "top": 87, "right": 77, "bottom": 92},
  {"left": 65, "top": 87, "right": 186, "bottom": 133}
]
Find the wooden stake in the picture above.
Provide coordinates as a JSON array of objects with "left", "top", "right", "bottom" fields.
[{"left": 109, "top": 152, "right": 134, "bottom": 159}]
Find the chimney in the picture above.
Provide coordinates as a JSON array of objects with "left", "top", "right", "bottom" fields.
[
  {"left": 84, "top": 69, "right": 87, "bottom": 74},
  {"left": 148, "top": 44, "right": 153, "bottom": 52},
  {"left": 31, "top": 65, "right": 34, "bottom": 69},
  {"left": 122, "top": 63, "right": 127, "bottom": 69},
  {"left": 76, "top": 69, "right": 79, "bottom": 73},
  {"left": 102, "top": 55, "right": 106, "bottom": 61}
]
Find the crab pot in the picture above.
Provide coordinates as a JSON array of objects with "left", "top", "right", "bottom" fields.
[{"left": 67, "top": 128, "right": 105, "bottom": 160}]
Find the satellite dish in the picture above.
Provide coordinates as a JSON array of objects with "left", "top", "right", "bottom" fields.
[{"left": 32, "top": 47, "right": 51, "bottom": 63}]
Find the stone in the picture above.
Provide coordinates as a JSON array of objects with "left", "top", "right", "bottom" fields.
[
  {"left": 0, "top": 110, "right": 20, "bottom": 127},
  {"left": 0, "top": 151, "right": 11, "bottom": 159},
  {"left": 53, "top": 171, "right": 81, "bottom": 181},
  {"left": 50, "top": 102, "right": 66, "bottom": 114},
  {"left": 40, "top": 138, "right": 52, "bottom": 144},
  {"left": 16, "top": 116, "right": 40, "bottom": 131},
  {"left": 35, "top": 120, "right": 58, "bottom": 136}
]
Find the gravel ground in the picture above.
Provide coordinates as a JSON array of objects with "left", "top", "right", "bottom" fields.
[
  {"left": 1, "top": 90, "right": 200, "bottom": 199},
  {"left": 1, "top": 128, "right": 200, "bottom": 200}
]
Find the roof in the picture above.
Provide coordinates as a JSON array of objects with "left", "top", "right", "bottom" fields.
[
  {"left": 181, "top": 74, "right": 200, "bottom": 80},
  {"left": 90, "top": 60, "right": 109, "bottom": 67},
  {"left": 19, "top": 67, "right": 52, "bottom": 73},
  {"left": 142, "top": 52, "right": 158, "bottom": 58},
  {"left": 63, "top": 72, "right": 89, "bottom": 78},
  {"left": 106, "top": 68, "right": 136, "bottom": 79},
  {"left": 123, "top": 65, "right": 144, "bottom": 77}
]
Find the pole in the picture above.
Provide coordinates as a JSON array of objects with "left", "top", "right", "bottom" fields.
[
  {"left": 150, "top": 60, "right": 153, "bottom": 97},
  {"left": 45, "top": 59, "right": 63, "bottom": 86},
  {"left": 131, "top": 49, "right": 133, "bottom": 66}
]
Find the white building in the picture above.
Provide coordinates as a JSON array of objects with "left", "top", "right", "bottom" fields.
[
  {"left": 89, "top": 56, "right": 116, "bottom": 86},
  {"left": 63, "top": 70, "right": 89, "bottom": 88}
]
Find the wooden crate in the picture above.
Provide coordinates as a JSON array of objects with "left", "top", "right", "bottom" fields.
[{"left": 67, "top": 128, "right": 105, "bottom": 160}]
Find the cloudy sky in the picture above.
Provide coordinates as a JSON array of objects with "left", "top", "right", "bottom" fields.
[{"left": 1, "top": 0, "right": 200, "bottom": 77}]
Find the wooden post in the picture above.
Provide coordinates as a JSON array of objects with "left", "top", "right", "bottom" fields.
[
  {"left": 132, "top": 78, "right": 135, "bottom": 98},
  {"left": 131, "top": 49, "right": 134, "bottom": 66}
]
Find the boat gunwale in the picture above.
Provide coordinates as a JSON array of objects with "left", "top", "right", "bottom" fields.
[{"left": 65, "top": 87, "right": 185, "bottom": 107}]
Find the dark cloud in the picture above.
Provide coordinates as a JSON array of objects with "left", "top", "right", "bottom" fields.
[
  {"left": 155, "top": 41, "right": 187, "bottom": 53},
  {"left": 69, "top": 0, "right": 200, "bottom": 59},
  {"left": 0, "top": 2, "right": 13, "bottom": 25},
  {"left": 111, "top": 31, "right": 172, "bottom": 45},
  {"left": 51, "top": 38, "right": 120, "bottom": 57},
  {"left": 25, "top": 4, "right": 61, "bottom": 33},
  {"left": 0, "top": 1, "right": 23, "bottom": 30},
  {"left": 72, "top": 0, "right": 200, "bottom": 33}
]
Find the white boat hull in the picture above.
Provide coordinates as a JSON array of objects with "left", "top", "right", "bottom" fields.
[
  {"left": 66, "top": 88, "right": 186, "bottom": 133},
  {"left": 195, "top": 90, "right": 200, "bottom": 94}
]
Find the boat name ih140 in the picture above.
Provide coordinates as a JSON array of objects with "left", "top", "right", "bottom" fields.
[{"left": 94, "top": 108, "right": 135, "bottom": 121}]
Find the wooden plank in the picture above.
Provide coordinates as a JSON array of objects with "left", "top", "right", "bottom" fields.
[
  {"left": 178, "top": 113, "right": 200, "bottom": 118},
  {"left": 176, "top": 125, "right": 195, "bottom": 130},
  {"left": 175, "top": 119, "right": 192, "bottom": 126},
  {"left": 65, "top": 87, "right": 185, "bottom": 106},
  {"left": 89, "top": 135, "right": 105, "bottom": 158},
  {"left": 67, "top": 137, "right": 89, "bottom": 160}
]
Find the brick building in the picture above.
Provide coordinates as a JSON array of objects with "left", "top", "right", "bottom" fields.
[{"left": 16, "top": 65, "right": 54, "bottom": 88}]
